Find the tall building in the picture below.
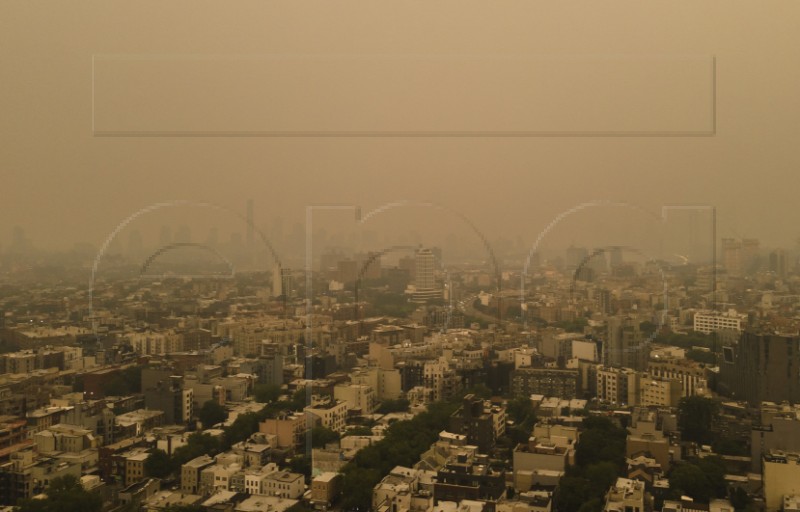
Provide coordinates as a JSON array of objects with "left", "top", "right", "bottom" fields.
[
  {"left": 510, "top": 367, "right": 579, "bottom": 399},
  {"left": 769, "top": 249, "right": 787, "bottom": 278},
  {"left": 246, "top": 199, "right": 254, "bottom": 249},
  {"left": 412, "top": 247, "right": 440, "bottom": 303},
  {"left": 763, "top": 450, "right": 800, "bottom": 512},
  {"left": 605, "top": 316, "right": 649, "bottom": 371},
  {"left": 566, "top": 246, "right": 589, "bottom": 271},
  {"left": 693, "top": 309, "right": 747, "bottom": 334},
  {"left": 272, "top": 265, "right": 294, "bottom": 298},
  {"left": 128, "top": 230, "right": 143, "bottom": 257},
  {"left": 719, "top": 330, "right": 800, "bottom": 405},
  {"left": 609, "top": 246, "right": 624, "bottom": 269},
  {"left": 723, "top": 238, "right": 761, "bottom": 277},
  {"left": 144, "top": 375, "right": 193, "bottom": 426},
  {"left": 596, "top": 366, "right": 639, "bottom": 405}
]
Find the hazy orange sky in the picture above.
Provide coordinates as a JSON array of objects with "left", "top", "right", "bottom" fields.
[{"left": 2, "top": 1, "right": 800, "bottom": 257}]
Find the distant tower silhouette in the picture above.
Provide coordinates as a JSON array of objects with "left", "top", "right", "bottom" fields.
[
  {"left": 412, "top": 247, "right": 440, "bottom": 303},
  {"left": 246, "top": 199, "right": 254, "bottom": 250}
]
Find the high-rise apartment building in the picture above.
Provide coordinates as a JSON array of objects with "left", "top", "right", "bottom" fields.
[
  {"left": 719, "top": 330, "right": 800, "bottom": 405},
  {"left": 412, "top": 247, "right": 440, "bottom": 303},
  {"left": 605, "top": 316, "right": 649, "bottom": 371},
  {"left": 769, "top": 249, "right": 787, "bottom": 278}
]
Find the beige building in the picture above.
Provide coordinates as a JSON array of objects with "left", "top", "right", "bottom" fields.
[
  {"left": 513, "top": 423, "right": 578, "bottom": 491},
  {"left": 604, "top": 477, "right": 645, "bottom": 512},
  {"left": 311, "top": 472, "right": 341, "bottom": 508},
  {"left": 199, "top": 462, "right": 242, "bottom": 495},
  {"left": 763, "top": 450, "right": 800, "bottom": 512},
  {"left": 334, "top": 384, "right": 377, "bottom": 415},
  {"left": 647, "top": 358, "right": 708, "bottom": 397},
  {"left": 639, "top": 376, "right": 682, "bottom": 408},
  {"left": 243, "top": 463, "right": 279, "bottom": 495},
  {"left": 264, "top": 471, "right": 305, "bottom": 499},
  {"left": 181, "top": 455, "right": 214, "bottom": 494},
  {"left": 123, "top": 449, "right": 150, "bottom": 486},
  {"left": 124, "top": 330, "right": 184, "bottom": 355},
  {"left": 305, "top": 399, "right": 348, "bottom": 433},
  {"left": 626, "top": 411, "right": 672, "bottom": 472},
  {"left": 34, "top": 424, "right": 98, "bottom": 453},
  {"left": 260, "top": 413, "right": 307, "bottom": 449},
  {"left": 596, "top": 366, "right": 639, "bottom": 405},
  {"left": 349, "top": 366, "right": 402, "bottom": 400}
]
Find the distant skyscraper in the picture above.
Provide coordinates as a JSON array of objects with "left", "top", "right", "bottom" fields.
[
  {"left": 175, "top": 225, "right": 191, "bottom": 243},
  {"left": 355, "top": 252, "right": 382, "bottom": 281},
  {"left": 566, "top": 246, "right": 589, "bottom": 271},
  {"left": 769, "top": 249, "right": 787, "bottom": 278},
  {"left": 272, "top": 266, "right": 294, "bottom": 298},
  {"left": 719, "top": 330, "right": 800, "bottom": 405},
  {"left": 609, "top": 246, "right": 624, "bottom": 269},
  {"left": 413, "top": 247, "right": 440, "bottom": 303},
  {"left": 742, "top": 238, "right": 760, "bottom": 273},
  {"left": 723, "top": 238, "right": 761, "bottom": 276},
  {"left": 206, "top": 227, "right": 219, "bottom": 247},
  {"left": 587, "top": 250, "right": 608, "bottom": 276},
  {"left": 605, "top": 316, "right": 649, "bottom": 371},
  {"left": 159, "top": 225, "right": 172, "bottom": 247},
  {"left": 246, "top": 199, "right": 254, "bottom": 249},
  {"left": 272, "top": 265, "right": 283, "bottom": 297},
  {"left": 128, "top": 230, "right": 143, "bottom": 256}
]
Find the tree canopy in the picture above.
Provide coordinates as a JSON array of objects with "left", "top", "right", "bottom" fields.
[
  {"left": 144, "top": 448, "right": 175, "bottom": 478},
  {"left": 16, "top": 475, "right": 102, "bottom": 512},
  {"left": 376, "top": 398, "right": 410, "bottom": 414},
  {"left": 339, "top": 400, "right": 460, "bottom": 511},
  {"left": 198, "top": 400, "right": 227, "bottom": 429},
  {"left": 554, "top": 416, "right": 628, "bottom": 512},
  {"left": 253, "top": 384, "right": 283, "bottom": 404},
  {"left": 678, "top": 396, "right": 719, "bottom": 444}
]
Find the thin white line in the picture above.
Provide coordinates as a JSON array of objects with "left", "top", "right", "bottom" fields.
[{"left": 91, "top": 55, "right": 95, "bottom": 134}]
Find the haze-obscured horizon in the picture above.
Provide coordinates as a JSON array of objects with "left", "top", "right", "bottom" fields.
[{"left": 3, "top": 1, "right": 800, "bottom": 261}]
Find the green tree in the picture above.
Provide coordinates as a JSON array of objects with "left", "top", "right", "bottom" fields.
[
  {"left": 730, "top": 487, "right": 751, "bottom": 511},
  {"left": 161, "top": 506, "right": 203, "bottom": 512},
  {"left": 669, "top": 463, "right": 714, "bottom": 502},
  {"left": 460, "top": 384, "right": 493, "bottom": 400},
  {"left": 144, "top": 448, "right": 175, "bottom": 478},
  {"left": 288, "top": 455, "right": 312, "bottom": 482},
  {"left": 696, "top": 456, "right": 727, "bottom": 498},
  {"left": 575, "top": 417, "right": 627, "bottom": 470},
  {"left": 173, "top": 432, "right": 222, "bottom": 466},
  {"left": 712, "top": 436, "right": 747, "bottom": 456},
  {"left": 310, "top": 426, "right": 340, "bottom": 448},
  {"left": 223, "top": 412, "right": 261, "bottom": 448},
  {"left": 340, "top": 467, "right": 382, "bottom": 511},
  {"left": 343, "top": 426, "right": 374, "bottom": 437},
  {"left": 198, "top": 400, "right": 227, "bottom": 429},
  {"left": 678, "top": 397, "right": 719, "bottom": 444},
  {"left": 105, "top": 365, "right": 143, "bottom": 396},
  {"left": 338, "top": 400, "right": 459, "bottom": 511},
  {"left": 376, "top": 398, "right": 410, "bottom": 414},
  {"left": 253, "top": 384, "right": 282, "bottom": 403},
  {"left": 17, "top": 475, "right": 102, "bottom": 512},
  {"left": 687, "top": 349, "right": 716, "bottom": 365},
  {"left": 555, "top": 475, "right": 589, "bottom": 512}
]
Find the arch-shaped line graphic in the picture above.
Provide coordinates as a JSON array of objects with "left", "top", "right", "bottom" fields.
[
  {"left": 520, "top": 200, "right": 669, "bottom": 356},
  {"left": 351, "top": 245, "right": 456, "bottom": 332},
  {"left": 352, "top": 245, "right": 417, "bottom": 311},
  {"left": 567, "top": 244, "right": 670, "bottom": 351},
  {"left": 89, "top": 199, "right": 283, "bottom": 335},
  {"left": 356, "top": 199, "right": 504, "bottom": 325},
  {"left": 139, "top": 241, "right": 236, "bottom": 278}
]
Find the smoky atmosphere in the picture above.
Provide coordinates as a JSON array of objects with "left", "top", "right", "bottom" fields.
[{"left": 1, "top": 3, "right": 799, "bottom": 512}]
